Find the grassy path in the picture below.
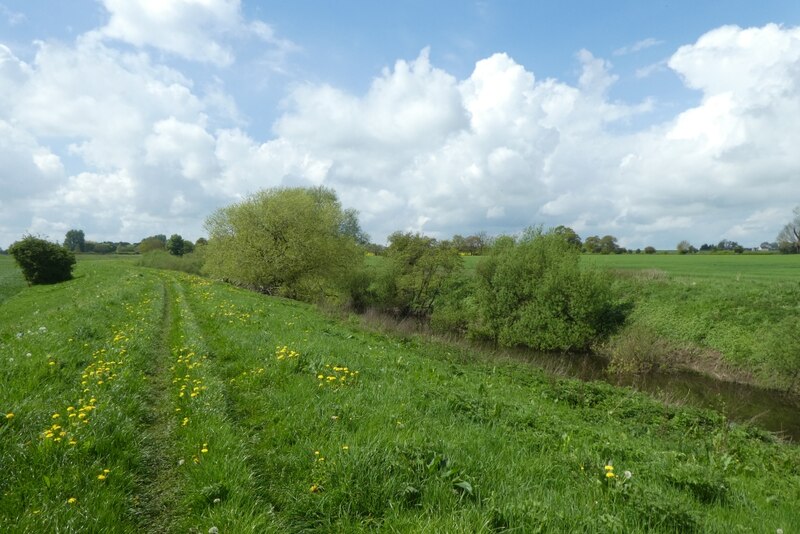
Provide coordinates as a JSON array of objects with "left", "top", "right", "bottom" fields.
[{"left": 132, "top": 277, "right": 181, "bottom": 529}]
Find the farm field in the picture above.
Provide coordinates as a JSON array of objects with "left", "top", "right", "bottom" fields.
[
  {"left": 1, "top": 258, "right": 799, "bottom": 532},
  {"left": 585, "top": 253, "right": 800, "bottom": 385}
]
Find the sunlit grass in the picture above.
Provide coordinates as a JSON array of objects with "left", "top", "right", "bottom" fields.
[{"left": 1, "top": 258, "right": 799, "bottom": 531}]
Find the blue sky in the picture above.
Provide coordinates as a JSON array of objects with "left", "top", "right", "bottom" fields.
[{"left": 1, "top": 1, "right": 799, "bottom": 249}]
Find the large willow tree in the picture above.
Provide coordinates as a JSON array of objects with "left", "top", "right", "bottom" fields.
[{"left": 204, "top": 187, "right": 365, "bottom": 302}]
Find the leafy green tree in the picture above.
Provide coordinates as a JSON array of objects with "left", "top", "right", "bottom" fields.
[
  {"left": 137, "top": 237, "right": 166, "bottom": 253},
  {"left": 340, "top": 208, "right": 370, "bottom": 246},
  {"left": 166, "top": 234, "right": 186, "bottom": 256},
  {"left": 777, "top": 205, "right": 800, "bottom": 253},
  {"left": 676, "top": 240, "right": 692, "bottom": 254},
  {"left": 372, "top": 232, "right": 463, "bottom": 317},
  {"left": 204, "top": 186, "right": 363, "bottom": 301},
  {"left": 63, "top": 229, "right": 86, "bottom": 252},
  {"left": 470, "top": 227, "right": 624, "bottom": 351},
  {"left": 644, "top": 246, "right": 657, "bottom": 254},
  {"left": 553, "top": 225, "right": 582, "bottom": 249},
  {"left": 8, "top": 235, "right": 76, "bottom": 284}
]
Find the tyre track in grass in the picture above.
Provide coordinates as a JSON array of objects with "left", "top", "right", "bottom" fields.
[
  {"left": 161, "top": 273, "right": 275, "bottom": 532},
  {"left": 133, "top": 275, "right": 183, "bottom": 531}
]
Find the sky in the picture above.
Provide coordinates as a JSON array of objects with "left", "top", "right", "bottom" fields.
[{"left": 1, "top": 1, "right": 800, "bottom": 250}]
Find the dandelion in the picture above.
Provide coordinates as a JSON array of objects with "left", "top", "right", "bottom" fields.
[
  {"left": 623, "top": 470, "right": 632, "bottom": 480},
  {"left": 5, "top": 413, "right": 13, "bottom": 420},
  {"left": 67, "top": 497, "right": 77, "bottom": 505},
  {"left": 606, "top": 471, "right": 616, "bottom": 479},
  {"left": 342, "top": 445, "right": 349, "bottom": 450},
  {"left": 97, "top": 474, "right": 107, "bottom": 481},
  {"left": 310, "top": 484, "right": 319, "bottom": 493}
]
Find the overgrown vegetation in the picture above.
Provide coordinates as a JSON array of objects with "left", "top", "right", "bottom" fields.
[
  {"left": 8, "top": 235, "right": 76, "bottom": 285},
  {"left": 469, "top": 228, "right": 626, "bottom": 351},
  {"left": 369, "top": 232, "right": 463, "bottom": 318}
]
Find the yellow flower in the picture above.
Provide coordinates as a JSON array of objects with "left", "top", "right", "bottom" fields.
[
  {"left": 67, "top": 497, "right": 77, "bottom": 505},
  {"left": 310, "top": 484, "right": 319, "bottom": 493},
  {"left": 5, "top": 413, "right": 13, "bottom": 420},
  {"left": 604, "top": 465, "right": 614, "bottom": 472},
  {"left": 606, "top": 471, "right": 616, "bottom": 479},
  {"left": 97, "top": 474, "right": 107, "bottom": 481}
]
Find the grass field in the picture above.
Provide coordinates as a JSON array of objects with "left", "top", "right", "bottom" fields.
[
  {"left": 584, "top": 253, "right": 800, "bottom": 385},
  {"left": 1, "top": 259, "right": 799, "bottom": 531},
  {"left": 0, "top": 255, "right": 25, "bottom": 304}
]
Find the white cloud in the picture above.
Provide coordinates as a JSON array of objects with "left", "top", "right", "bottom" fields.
[
  {"left": 2, "top": 20, "right": 800, "bottom": 250},
  {"left": 96, "top": 0, "right": 296, "bottom": 67},
  {"left": 614, "top": 37, "right": 663, "bottom": 56}
]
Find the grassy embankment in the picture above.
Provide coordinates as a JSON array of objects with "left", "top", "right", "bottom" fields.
[
  {"left": 585, "top": 254, "right": 800, "bottom": 386},
  {"left": 1, "top": 258, "right": 799, "bottom": 531}
]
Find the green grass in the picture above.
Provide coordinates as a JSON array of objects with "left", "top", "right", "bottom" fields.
[
  {"left": 0, "top": 255, "right": 26, "bottom": 304},
  {"left": 584, "top": 252, "right": 800, "bottom": 282},
  {"left": 1, "top": 258, "right": 799, "bottom": 531},
  {"left": 583, "top": 254, "right": 800, "bottom": 384}
]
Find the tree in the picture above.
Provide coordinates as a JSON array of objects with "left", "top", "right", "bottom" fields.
[
  {"left": 166, "top": 234, "right": 186, "bottom": 256},
  {"left": 339, "top": 208, "right": 370, "bottom": 246},
  {"left": 372, "top": 232, "right": 463, "bottom": 317},
  {"left": 552, "top": 225, "right": 582, "bottom": 249},
  {"left": 64, "top": 229, "right": 86, "bottom": 252},
  {"left": 8, "top": 235, "right": 76, "bottom": 284},
  {"left": 583, "top": 235, "right": 601, "bottom": 253},
  {"left": 777, "top": 205, "right": 800, "bottom": 254},
  {"left": 676, "top": 240, "right": 693, "bottom": 254},
  {"left": 204, "top": 186, "right": 363, "bottom": 301},
  {"left": 644, "top": 246, "right": 656, "bottom": 254},
  {"left": 138, "top": 237, "right": 166, "bottom": 253}
]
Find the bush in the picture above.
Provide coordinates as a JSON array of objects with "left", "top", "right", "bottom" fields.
[
  {"left": 370, "top": 232, "right": 463, "bottom": 318},
  {"left": 469, "top": 227, "right": 626, "bottom": 351},
  {"left": 8, "top": 235, "right": 76, "bottom": 285}
]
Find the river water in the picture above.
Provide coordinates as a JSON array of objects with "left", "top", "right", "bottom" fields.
[{"left": 501, "top": 348, "right": 800, "bottom": 442}]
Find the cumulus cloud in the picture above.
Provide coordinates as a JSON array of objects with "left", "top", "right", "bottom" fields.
[
  {"left": 1, "top": 18, "right": 800, "bottom": 250},
  {"left": 96, "top": 0, "right": 295, "bottom": 66}
]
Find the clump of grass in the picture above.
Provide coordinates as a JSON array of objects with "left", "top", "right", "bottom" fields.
[{"left": 602, "top": 324, "right": 684, "bottom": 374}]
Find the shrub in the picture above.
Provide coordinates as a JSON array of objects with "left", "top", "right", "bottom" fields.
[
  {"left": 370, "top": 232, "right": 463, "bottom": 318},
  {"left": 8, "top": 235, "right": 76, "bottom": 285},
  {"left": 469, "top": 227, "right": 626, "bottom": 351}
]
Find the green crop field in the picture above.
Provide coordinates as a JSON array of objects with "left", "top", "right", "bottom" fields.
[
  {"left": 583, "top": 253, "right": 800, "bottom": 384},
  {"left": 1, "top": 258, "right": 799, "bottom": 532}
]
